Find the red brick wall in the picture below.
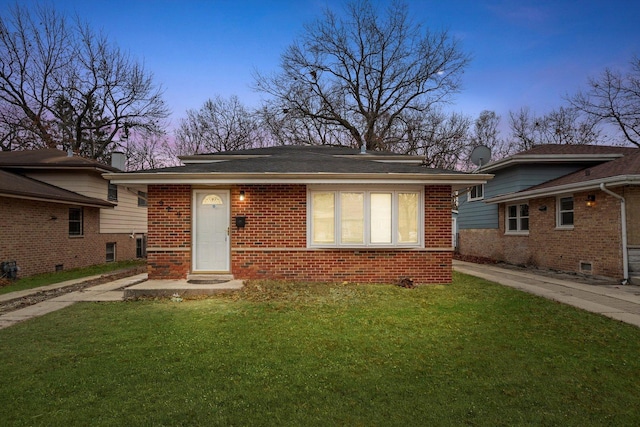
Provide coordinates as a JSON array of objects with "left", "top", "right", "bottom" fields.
[
  {"left": 459, "top": 189, "right": 625, "bottom": 278},
  {"left": 0, "top": 197, "right": 139, "bottom": 277},
  {"left": 147, "top": 185, "right": 192, "bottom": 279},
  {"left": 147, "top": 184, "right": 454, "bottom": 284}
]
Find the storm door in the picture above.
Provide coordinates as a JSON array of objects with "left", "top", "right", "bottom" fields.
[{"left": 193, "top": 190, "right": 230, "bottom": 272}]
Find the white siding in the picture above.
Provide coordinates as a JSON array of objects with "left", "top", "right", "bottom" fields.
[
  {"left": 100, "top": 186, "right": 147, "bottom": 234},
  {"left": 24, "top": 171, "right": 147, "bottom": 234}
]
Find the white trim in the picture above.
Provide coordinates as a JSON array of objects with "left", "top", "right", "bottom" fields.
[
  {"left": 192, "top": 189, "right": 231, "bottom": 272},
  {"left": 478, "top": 153, "right": 627, "bottom": 173},
  {"left": 307, "top": 186, "right": 424, "bottom": 249},
  {"left": 467, "top": 184, "right": 484, "bottom": 201},
  {"left": 505, "top": 202, "right": 530, "bottom": 235},
  {"left": 556, "top": 195, "right": 575, "bottom": 229},
  {"left": 484, "top": 175, "right": 640, "bottom": 204}
]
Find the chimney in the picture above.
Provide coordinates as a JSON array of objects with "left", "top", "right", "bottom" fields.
[{"left": 111, "top": 151, "right": 126, "bottom": 170}]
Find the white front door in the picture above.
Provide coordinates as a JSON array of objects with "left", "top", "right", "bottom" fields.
[{"left": 193, "top": 190, "right": 230, "bottom": 272}]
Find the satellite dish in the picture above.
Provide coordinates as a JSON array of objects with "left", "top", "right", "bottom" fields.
[{"left": 470, "top": 145, "right": 491, "bottom": 168}]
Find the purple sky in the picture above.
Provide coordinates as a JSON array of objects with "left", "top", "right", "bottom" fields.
[{"left": 5, "top": 0, "right": 640, "bottom": 132}]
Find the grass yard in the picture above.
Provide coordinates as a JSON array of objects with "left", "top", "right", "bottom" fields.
[
  {"left": 0, "top": 260, "right": 145, "bottom": 295},
  {"left": 1, "top": 272, "right": 639, "bottom": 426}
]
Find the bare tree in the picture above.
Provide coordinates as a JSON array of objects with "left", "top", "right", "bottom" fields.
[
  {"left": 390, "top": 109, "right": 470, "bottom": 169},
  {"left": 508, "top": 106, "right": 603, "bottom": 152},
  {"left": 173, "top": 95, "right": 259, "bottom": 155},
  {"left": 570, "top": 56, "right": 640, "bottom": 148},
  {"left": 0, "top": 3, "right": 168, "bottom": 159},
  {"left": 468, "top": 110, "right": 510, "bottom": 159},
  {"left": 256, "top": 101, "right": 352, "bottom": 147},
  {"left": 253, "top": 0, "right": 470, "bottom": 152}
]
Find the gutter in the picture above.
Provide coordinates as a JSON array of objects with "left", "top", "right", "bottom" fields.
[{"left": 600, "top": 183, "right": 629, "bottom": 284}]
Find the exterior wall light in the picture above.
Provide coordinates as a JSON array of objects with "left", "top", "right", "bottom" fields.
[
  {"left": 239, "top": 190, "right": 245, "bottom": 201},
  {"left": 586, "top": 195, "right": 596, "bottom": 207}
]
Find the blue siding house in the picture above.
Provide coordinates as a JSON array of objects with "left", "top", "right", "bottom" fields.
[{"left": 457, "top": 144, "right": 639, "bottom": 281}]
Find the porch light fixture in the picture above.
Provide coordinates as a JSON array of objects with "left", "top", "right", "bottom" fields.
[
  {"left": 586, "top": 195, "right": 596, "bottom": 207},
  {"left": 239, "top": 191, "right": 245, "bottom": 201}
]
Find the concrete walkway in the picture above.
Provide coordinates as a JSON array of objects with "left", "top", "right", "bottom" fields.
[
  {"left": 0, "top": 274, "right": 147, "bottom": 330},
  {"left": 454, "top": 260, "right": 640, "bottom": 328}
]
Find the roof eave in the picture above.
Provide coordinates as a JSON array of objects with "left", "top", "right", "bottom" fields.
[
  {"left": 104, "top": 172, "right": 493, "bottom": 188},
  {"left": 485, "top": 175, "right": 640, "bottom": 204},
  {"left": 0, "top": 192, "right": 116, "bottom": 208},
  {"left": 480, "top": 153, "right": 627, "bottom": 173}
]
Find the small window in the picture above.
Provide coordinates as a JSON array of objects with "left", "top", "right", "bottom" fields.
[
  {"left": 137, "top": 191, "right": 148, "bottom": 207},
  {"left": 468, "top": 184, "right": 484, "bottom": 201},
  {"left": 506, "top": 203, "right": 529, "bottom": 233},
  {"left": 106, "top": 242, "right": 116, "bottom": 263},
  {"left": 108, "top": 182, "right": 118, "bottom": 201},
  {"left": 557, "top": 196, "right": 574, "bottom": 228},
  {"left": 69, "top": 208, "right": 83, "bottom": 236},
  {"left": 136, "top": 235, "right": 147, "bottom": 258}
]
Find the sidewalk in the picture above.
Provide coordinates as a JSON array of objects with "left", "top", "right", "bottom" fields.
[
  {"left": 0, "top": 274, "right": 147, "bottom": 330},
  {"left": 454, "top": 260, "right": 640, "bottom": 328}
]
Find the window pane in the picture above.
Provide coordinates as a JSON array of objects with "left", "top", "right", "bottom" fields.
[
  {"left": 312, "top": 192, "right": 335, "bottom": 243},
  {"left": 561, "top": 212, "right": 574, "bottom": 226},
  {"left": 508, "top": 205, "right": 517, "bottom": 218},
  {"left": 398, "top": 193, "right": 418, "bottom": 243},
  {"left": 508, "top": 218, "right": 517, "bottom": 231},
  {"left": 341, "top": 192, "right": 364, "bottom": 243},
  {"left": 520, "top": 204, "right": 529, "bottom": 218},
  {"left": 69, "top": 208, "right": 82, "bottom": 236},
  {"left": 520, "top": 218, "right": 529, "bottom": 231},
  {"left": 560, "top": 197, "right": 573, "bottom": 211},
  {"left": 371, "top": 193, "right": 392, "bottom": 243}
]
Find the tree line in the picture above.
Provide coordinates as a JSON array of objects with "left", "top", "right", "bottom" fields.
[{"left": 1, "top": 1, "right": 638, "bottom": 171}]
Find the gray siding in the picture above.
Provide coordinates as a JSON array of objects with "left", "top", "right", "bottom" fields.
[{"left": 458, "top": 164, "right": 584, "bottom": 229}]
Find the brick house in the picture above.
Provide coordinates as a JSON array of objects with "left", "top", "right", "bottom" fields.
[
  {"left": 0, "top": 149, "right": 148, "bottom": 278},
  {"left": 457, "top": 145, "right": 640, "bottom": 283},
  {"left": 106, "top": 146, "right": 491, "bottom": 284}
]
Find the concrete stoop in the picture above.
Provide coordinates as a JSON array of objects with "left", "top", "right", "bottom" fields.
[{"left": 123, "top": 276, "right": 244, "bottom": 299}]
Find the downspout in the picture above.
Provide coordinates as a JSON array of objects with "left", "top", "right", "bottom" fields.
[{"left": 600, "top": 183, "right": 629, "bottom": 284}]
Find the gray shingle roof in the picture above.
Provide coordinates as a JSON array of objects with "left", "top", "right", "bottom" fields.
[
  {"left": 0, "top": 169, "right": 114, "bottom": 207},
  {"left": 146, "top": 145, "right": 465, "bottom": 175}
]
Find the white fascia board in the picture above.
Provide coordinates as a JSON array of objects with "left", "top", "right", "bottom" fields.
[
  {"left": 104, "top": 172, "right": 493, "bottom": 187},
  {"left": 485, "top": 175, "right": 640, "bottom": 204},
  {"left": 480, "top": 154, "right": 625, "bottom": 173}
]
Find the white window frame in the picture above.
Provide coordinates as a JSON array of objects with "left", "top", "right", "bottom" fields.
[
  {"left": 307, "top": 187, "right": 424, "bottom": 248},
  {"left": 468, "top": 184, "right": 484, "bottom": 201},
  {"left": 556, "top": 195, "right": 574, "bottom": 229},
  {"left": 505, "top": 203, "right": 529, "bottom": 235}
]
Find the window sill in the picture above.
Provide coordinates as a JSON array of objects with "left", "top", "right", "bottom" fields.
[
  {"left": 555, "top": 226, "right": 574, "bottom": 230},
  {"left": 69, "top": 235, "right": 84, "bottom": 238},
  {"left": 505, "top": 231, "right": 529, "bottom": 236}
]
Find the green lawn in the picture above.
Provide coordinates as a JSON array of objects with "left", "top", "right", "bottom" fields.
[
  {"left": 1, "top": 272, "right": 639, "bottom": 426},
  {"left": 0, "top": 260, "right": 145, "bottom": 295}
]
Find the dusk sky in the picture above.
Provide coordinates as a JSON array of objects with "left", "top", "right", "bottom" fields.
[{"left": 5, "top": 0, "right": 640, "bottom": 132}]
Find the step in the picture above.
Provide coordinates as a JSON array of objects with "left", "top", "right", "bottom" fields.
[
  {"left": 186, "top": 274, "right": 235, "bottom": 284},
  {"left": 123, "top": 278, "right": 243, "bottom": 299}
]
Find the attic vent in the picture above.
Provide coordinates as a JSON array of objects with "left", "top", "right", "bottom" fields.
[{"left": 585, "top": 169, "right": 591, "bottom": 176}]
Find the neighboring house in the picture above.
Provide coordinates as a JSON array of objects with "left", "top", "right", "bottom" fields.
[
  {"left": 105, "top": 145, "right": 491, "bottom": 284},
  {"left": 457, "top": 144, "right": 640, "bottom": 283},
  {"left": 0, "top": 149, "right": 148, "bottom": 278}
]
